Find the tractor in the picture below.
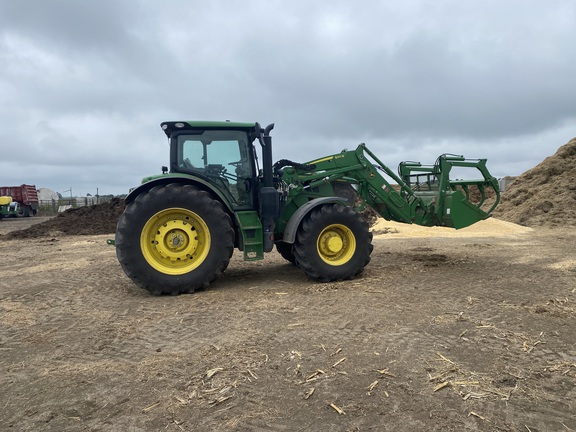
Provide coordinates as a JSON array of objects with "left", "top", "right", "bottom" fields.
[{"left": 114, "top": 121, "right": 500, "bottom": 295}]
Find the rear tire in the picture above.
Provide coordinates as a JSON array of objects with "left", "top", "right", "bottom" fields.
[
  {"left": 293, "top": 204, "right": 373, "bottom": 282},
  {"left": 19, "top": 206, "right": 30, "bottom": 217},
  {"left": 115, "top": 184, "right": 234, "bottom": 295}
]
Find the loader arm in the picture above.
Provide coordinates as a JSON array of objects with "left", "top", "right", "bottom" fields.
[{"left": 279, "top": 144, "right": 500, "bottom": 230}]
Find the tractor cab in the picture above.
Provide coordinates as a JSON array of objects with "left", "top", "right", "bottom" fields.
[{"left": 162, "top": 121, "right": 261, "bottom": 210}]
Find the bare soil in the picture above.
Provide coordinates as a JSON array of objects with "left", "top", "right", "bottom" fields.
[{"left": 1, "top": 216, "right": 574, "bottom": 432}]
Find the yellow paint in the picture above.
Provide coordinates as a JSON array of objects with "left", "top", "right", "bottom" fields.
[
  {"left": 140, "top": 207, "right": 211, "bottom": 275},
  {"left": 316, "top": 224, "right": 356, "bottom": 266}
]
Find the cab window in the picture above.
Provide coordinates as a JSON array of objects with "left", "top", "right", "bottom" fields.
[{"left": 176, "top": 130, "right": 253, "bottom": 208}]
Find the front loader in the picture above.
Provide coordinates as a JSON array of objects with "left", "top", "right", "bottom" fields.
[{"left": 115, "top": 121, "right": 500, "bottom": 295}]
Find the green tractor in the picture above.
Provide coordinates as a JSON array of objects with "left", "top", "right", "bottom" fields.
[
  {"left": 115, "top": 121, "right": 500, "bottom": 295},
  {"left": 0, "top": 196, "right": 13, "bottom": 219}
]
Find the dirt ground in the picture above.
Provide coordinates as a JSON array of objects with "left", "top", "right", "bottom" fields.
[{"left": 0, "top": 216, "right": 574, "bottom": 432}]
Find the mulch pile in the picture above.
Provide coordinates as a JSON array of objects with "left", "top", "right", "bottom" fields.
[
  {"left": 2, "top": 198, "right": 126, "bottom": 239},
  {"left": 493, "top": 137, "right": 576, "bottom": 227}
]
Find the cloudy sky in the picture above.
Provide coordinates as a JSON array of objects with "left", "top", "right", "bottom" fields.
[{"left": 1, "top": 1, "right": 575, "bottom": 197}]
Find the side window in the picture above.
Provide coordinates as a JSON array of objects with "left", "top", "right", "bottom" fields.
[
  {"left": 182, "top": 141, "right": 204, "bottom": 168},
  {"left": 177, "top": 132, "right": 253, "bottom": 208}
]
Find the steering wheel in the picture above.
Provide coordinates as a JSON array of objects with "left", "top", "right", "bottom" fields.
[
  {"left": 183, "top": 158, "right": 194, "bottom": 169},
  {"left": 206, "top": 164, "right": 227, "bottom": 176}
]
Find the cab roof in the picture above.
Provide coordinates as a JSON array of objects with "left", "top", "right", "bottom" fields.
[{"left": 160, "top": 121, "right": 257, "bottom": 137}]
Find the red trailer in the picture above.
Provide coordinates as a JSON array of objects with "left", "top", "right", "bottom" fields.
[{"left": 0, "top": 184, "right": 39, "bottom": 217}]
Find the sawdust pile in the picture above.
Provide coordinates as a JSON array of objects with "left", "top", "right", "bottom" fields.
[
  {"left": 371, "top": 217, "right": 532, "bottom": 238},
  {"left": 2, "top": 198, "right": 126, "bottom": 239},
  {"left": 493, "top": 138, "right": 576, "bottom": 227}
]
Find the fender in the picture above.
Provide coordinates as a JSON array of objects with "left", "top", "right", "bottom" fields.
[
  {"left": 125, "top": 173, "right": 232, "bottom": 211},
  {"left": 281, "top": 196, "right": 348, "bottom": 244}
]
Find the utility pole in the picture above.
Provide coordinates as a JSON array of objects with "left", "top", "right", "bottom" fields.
[{"left": 62, "top": 188, "right": 72, "bottom": 204}]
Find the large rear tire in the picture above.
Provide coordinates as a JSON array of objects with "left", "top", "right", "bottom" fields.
[
  {"left": 115, "top": 184, "right": 234, "bottom": 295},
  {"left": 293, "top": 204, "right": 373, "bottom": 282}
]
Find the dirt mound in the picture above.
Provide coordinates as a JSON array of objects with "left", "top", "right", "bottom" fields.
[
  {"left": 493, "top": 137, "right": 576, "bottom": 227},
  {"left": 2, "top": 198, "right": 126, "bottom": 239}
]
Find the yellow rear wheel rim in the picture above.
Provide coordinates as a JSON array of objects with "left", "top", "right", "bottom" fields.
[
  {"left": 140, "top": 208, "right": 210, "bottom": 275},
  {"left": 317, "top": 224, "right": 356, "bottom": 266}
]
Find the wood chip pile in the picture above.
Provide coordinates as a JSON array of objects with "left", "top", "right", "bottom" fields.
[{"left": 493, "top": 137, "right": 576, "bottom": 227}]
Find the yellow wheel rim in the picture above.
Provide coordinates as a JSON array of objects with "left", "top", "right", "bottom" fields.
[
  {"left": 317, "top": 224, "right": 356, "bottom": 266},
  {"left": 140, "top": 208, "right": 210, "bottom": 275}
]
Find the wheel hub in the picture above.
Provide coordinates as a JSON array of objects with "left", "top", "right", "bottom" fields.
[
  {"left": 169, "top": 232, "right": 185, "bottom": 248},
  {"left": 154, "top": 220, "right": 199, "bottom": 262},
  {"left": 140, "top": 208, "right": 210, "bottom": 275},
  {"left": 164, "top": 228, "right": 192, "bottom": 254},
  {"left": 316, "top": 223, "right": 356, "bottom": 265},
  {"left": 322, "top": 232, "right": 344, "bottom": 254}
]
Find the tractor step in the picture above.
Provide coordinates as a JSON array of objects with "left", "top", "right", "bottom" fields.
[{"left": 235, "top": 211, "right": 264, "bottom": 261}]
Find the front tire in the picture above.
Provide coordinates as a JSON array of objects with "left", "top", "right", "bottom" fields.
[
  {"left": 293, "top": 204, "right": 373, "bottom": 282},
  {"left": 115, "top": 184, "right": 234, "bottom": 295}
]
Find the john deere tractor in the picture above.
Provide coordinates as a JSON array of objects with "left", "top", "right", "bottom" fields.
[{"left": 115, "top": 121, "right": 500, "bottom": 295}]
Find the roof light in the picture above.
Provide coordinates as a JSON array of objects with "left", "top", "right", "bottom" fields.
[{"left": 175, "top": 122, "right": 185, "bottom": 128}]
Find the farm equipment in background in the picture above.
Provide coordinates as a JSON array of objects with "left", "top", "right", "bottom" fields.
[
  {"left": 115, "top": 121, "right": 500, "bottom": 295},
  {"left": 0, "top": 185, "right": 39, "bottom": 217},
  {"left": 0, "top": 196, "right": 14, "bottom": 219}
]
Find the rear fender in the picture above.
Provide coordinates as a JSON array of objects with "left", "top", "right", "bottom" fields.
[
  {"left": 125, "top": 175, "right": 231, "bottom": 210},
  {"left": 124, "top": 175, "right": 244, "bottom": 247},
  {"left": 281, "top": 197, "right": 348, "bottom": 244}
]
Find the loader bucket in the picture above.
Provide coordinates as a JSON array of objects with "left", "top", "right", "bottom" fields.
[
  {"left": 443, "top": 189, "right": 488, "bottom": 229},
  {"left": 399, "top": 155, "right": 500, "bottom": 229},
  {"left": 442, "top": 173, "right": 501, "bottom": 229}
]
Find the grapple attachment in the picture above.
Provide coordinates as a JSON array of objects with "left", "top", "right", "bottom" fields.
[{"left": 399, "top": 155, "right": 501, "bottom": 229}]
